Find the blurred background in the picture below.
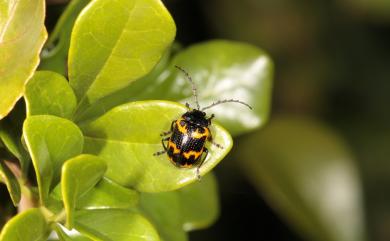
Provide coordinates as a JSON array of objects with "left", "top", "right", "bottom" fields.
[
  {"left": 162, "top": 0, "right": 390, "bottom": 241},
  {"left": 22, "top": 0, "right": 390, "bottom": 240}
]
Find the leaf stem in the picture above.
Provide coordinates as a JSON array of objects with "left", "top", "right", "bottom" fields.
[{"left": 54, "top": 209, "right": 67, "bottom": 223}]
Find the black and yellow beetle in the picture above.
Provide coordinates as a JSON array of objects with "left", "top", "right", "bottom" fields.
[{"left": 154, "top": 65, "right": 252, "bottom": 179}]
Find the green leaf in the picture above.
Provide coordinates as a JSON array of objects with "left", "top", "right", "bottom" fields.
[
  {"left": 0, "top": 0, "right": 47, "bottom": 119},
  {"left": 0, "top": 208, "right": 50, "bottom": 241},
  {"left": 140, "top": 192, "right": 188, "bottom": 241},
  {"left": 178, "top": 173, "right": 219, "bottom": 231},
  {"left": 49, "top": 177, "right": 139, "bottom": 211},
  {"left": 139, "top": 173, "right": 218, "bottom": 241},
  {"left": 77, "top": 177, "right": 139, "bottom": 210},
  {"left": 25, "top": 71, "right": 77, "bottom": 119},
  {"left": 81, "top": 100, "right": 232, "bottom": 192},
  {"left": 53, "top": 224, "right": 93, "bottom": 241},
  {"left": 40, "top": 0, "right": 90, "bottom": 74},
  {"left": 161, "top": 40, "right": 273, "bottom": 136},
  {"left": 74, "top": 47, "right": 172, "bottom": 122},
  {"left": 23, "top": 115, "right": 84, "bottom": 204},
  {"left": 75, "top": 209, "right": 160, "bottom": 241},
  {"left": 61, "top": 154, "right": 107, "bottom": 229},
  {"left": 53, "top": 223, "right": 93, "bottom": 241},
  {"left": 69, "top": 0, "right": 176, "bottom": 116},
  {"left": 236, "top": 116, "right": 366, "bottom": 241},
  {"left": 75, "top": 40, "right": 273, "bottom": 136},
  {"left": 0, "top": 161, "right": 21, "bottom": 206}
]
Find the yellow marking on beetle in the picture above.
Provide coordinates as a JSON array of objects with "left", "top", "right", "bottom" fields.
[
  {"left": 176, "top": 118, "right": 187, "bottom": 134},
  {"left": 167, "top": 155, "right": 194, "bottom": 168},
  {"left": 181, "top": 162, "right": 194, "bottom": 168},
  {"left": 183, "top": 150, "right": 203, "bottom": 160},
  {"left": 168, "top": 141, "right": 180, "bottom": 154},
  {"left": 191, "top": 127, "right": 209, "bottom": 139}
]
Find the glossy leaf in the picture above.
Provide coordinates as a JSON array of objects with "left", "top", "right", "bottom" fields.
[
  {"left": 25, "top": 71, "right": 77, "bottom": 119},
  {"left": 61, "top": 154, "right": 107, "bottom": 229},
  {"left": 178, "top": 173, "right": 219, "bottom": 231},
  {"left": 0, "top": 161, "right": 21, "bottom": 205},
  {"left": 23, "top": 115, "right": 84, "bottom": 204},
  {"left": 139, "top": 173, "right": 219, "bottom": 241},
  {"left": 53, "top": 223, "right": 93, "bottom": 241},
  {"left": 40, "top": 0, "right": 90, "bottom": 74},
  {"left": 0, "top": 0, "right": 47, "bottom": 119},
  {"left": 81, "top": 100, "right": 232, "bottom": 192},
  {"left": 75, "top": 40, "right": 273, "bottom": 136},
  {"left": 74, "top": 47, "right": 172, "bottom": 122},
  {"left": 45, "top": 197, "right": 64, "bottom": 217},
  {"left": 75, "top": 209, "right": 160, "bottom": 241},
  {"left": 77, "top": 177, "right": 139, "bottom": 210},
  {"left": 140, "top": 192, "right": 188, "bottom": 241},
  {"left": 68, "top": 0, "right": 176, "bottom": 116},
  {"left": 236, "top": 116, "right": 366, "bottom": 241},
  {"left": 0, "top": 208, "right": 50, "bottom": 241},
  {"left": 161, "top": 40, "right": 273, "bottom": 136},
  {"left": 53, "top": 224, "right": 93, "bottom": 241}
]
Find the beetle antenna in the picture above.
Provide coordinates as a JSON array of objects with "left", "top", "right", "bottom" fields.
[
  {"left": 202, "top": 99, "right": 252, "bottom": 111},
  {"left": 175, "top": 65, "right": 200, "bottom": 110}
]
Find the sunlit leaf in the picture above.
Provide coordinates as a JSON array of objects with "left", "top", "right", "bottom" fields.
[
  {"left": 81, "top": 100, "right": 232, "bottom": 192},
  {"left": 69, "top": 0, "right": 176, "bottom": 117},
  {"left": 75, "top": 40, "right": 273, "bottom": 136},
  {"left": 77, "top": 177, "right": 139, "bottom": 210},
  {"left": 0, "top": 0, "right": 47, "bottom": 119},
  {"left": 0, "top": 208, "right": 50, "bottom": 241},
  {"left": 75, "top": 47, "right": 172, "bottom": 122},
  {"left": 25, "top": 71, "right": 77, "bottom": 119},
  {"left": 139, "top": 173, "right": 218, "bottom": 241},
  {"left": 61, "top": 154, "right": 106, "bottom": 228},
  {"left": 75, "top": 209, "right": 160, "bottom": 241},
  {"left": 140, "top": 192, "right": 188, "bottom": 241},
  {"left": 163, "top": 40, "right": 273, "bottom": 136},
  {"left": 53, "top": 223, "right": 93, "bottom": 241},
  {"left": 23, "top": 115, "right": 84, "bottom": 204},
  {"left": 179, "top": 173, "right": 219, "bottom": 231}
]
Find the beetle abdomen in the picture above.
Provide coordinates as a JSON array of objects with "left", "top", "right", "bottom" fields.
[{"left": 167, "top": 122, "right": 208, "bottom": 168}]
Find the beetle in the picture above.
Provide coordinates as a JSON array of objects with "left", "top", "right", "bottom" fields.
[{"left": 154, "top": 65, "right": 252, "bottom": 179}]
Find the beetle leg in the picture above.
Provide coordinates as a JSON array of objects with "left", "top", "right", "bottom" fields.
[
  {"left": 207, "top": 134, "right": 224, "bottom": 149},
  {"left": 160, "top": 121, "right": 175, "bottom": 136},
  {"left": 211, "top": 141, "right": 223, "bottom": 149},
  {"left": 160, "top": 130, "right": 172, "bottom": 136},
  {"left": 153, "top": 137, "right": 170, "bottom": 156},
  {"left": 207, "top": 114, "right": 215, "bottom": 125},
  {"left": 153, "top": 150, "right": 166, "bottom": 156},
  {"left": 162, "top": 137, "right": 169, "bottom": 150},
  {"left": 196, "top": 147, "right": 208, "bottom": 180},
  {"left": 185, "top": 102, "right": 190, "bottom": 109}
]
